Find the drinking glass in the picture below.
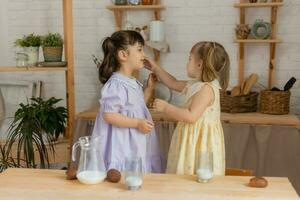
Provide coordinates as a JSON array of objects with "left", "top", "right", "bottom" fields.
[
  {"left": 125, "top": 157, "right": 143, "bottom": 190},
  {"left": 197, "top": 151, "right": 213, "bottom": 183}
]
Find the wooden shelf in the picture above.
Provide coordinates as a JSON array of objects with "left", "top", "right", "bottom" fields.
[
  {"left": 0, "top": 1, "right": 75, "bottom": 140},
  {"left": 235, "top": 0, "right": 283, "bottom": 88},
  {"left": 107, "top": 5, "right": 165, "bottom": 11},
  {"left": 0, "top": 66, "right": 68, "bottom": 72},
  {"left": 106, "top": 2, "right": 164, "bottom": 32},
  {"left": 235, "top": 38, "right": 282, "bottom": 43},
  {"left": 234, "top": 2, "right": 284, "bottom": 8}
]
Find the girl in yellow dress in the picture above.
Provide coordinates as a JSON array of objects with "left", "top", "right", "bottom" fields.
[{"left": 145, "top": 41, "right": 230, "bottom": 175}]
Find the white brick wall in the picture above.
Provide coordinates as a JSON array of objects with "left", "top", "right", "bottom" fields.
[{"left": 0, "top": 0, "right": 299, "bottom": 137}]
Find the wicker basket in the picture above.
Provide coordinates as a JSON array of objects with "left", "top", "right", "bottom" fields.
[
  {"left": 220, "top": 91, "right": 258, "bottom": 113},
  {"left": 260, "top": 90, "right": 290, "bottom": 115},
  {"left": 43, "top": 47, "right": 63, "bottom": 62}
]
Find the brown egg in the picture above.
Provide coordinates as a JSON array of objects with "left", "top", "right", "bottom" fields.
[
  {"left": 107, "top": 169, "right": 121, "bottom": 183},
  {"left": 249, "top": 176, "right": 268, "bottom": 188},
  {"left": 66, "top": 165, "right": 77, "bottom": 180}
]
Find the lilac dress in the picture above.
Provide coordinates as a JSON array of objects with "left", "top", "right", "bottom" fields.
[{"left": 92, "top": 72, "right": 163, "bottom": 173}]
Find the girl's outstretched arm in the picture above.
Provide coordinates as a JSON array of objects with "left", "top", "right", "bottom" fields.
[
  {"left": 144, "top": 59, "right": 187, "bottom": 92},
  {"left": 153, "top": 84, "right": 214, "bottom": 123},
  {"left": 103, "top": 113, "right": 153, "bottom": 134},
  {"left": 144, "top": 73, "right": 156, "bottom": 104}
]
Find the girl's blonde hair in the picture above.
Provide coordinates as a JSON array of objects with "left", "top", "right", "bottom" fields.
[{"left": 191, "top": 41, "right": 230, "bottom": 90}]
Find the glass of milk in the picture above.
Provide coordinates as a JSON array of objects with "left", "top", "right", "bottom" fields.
[
  {"left": 125, "top": 156, "right": 143, "bottom": 190},
  {"left": 197, "top": 151, "right": 213, "bottom": 183}
]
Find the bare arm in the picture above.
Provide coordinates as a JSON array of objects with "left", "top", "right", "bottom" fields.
[
  {"left": 144, "top": 86, "right": 154, "bottom": 104},
  {"left": 143, "top": 73, "right": 156, "bottom": 104},
  {"left": 145, "top": 59, "right": 187, "bottom": 92},
  {"left": 153, "top": 84, "right": 214, "bottom": 123}
]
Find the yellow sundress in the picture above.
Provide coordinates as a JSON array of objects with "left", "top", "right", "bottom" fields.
[{"left": 166, "top": 80, "right": 225, "bottom": 175}]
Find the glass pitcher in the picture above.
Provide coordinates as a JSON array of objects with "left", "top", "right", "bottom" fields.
[{"left": 72, "top": 136, "right": 106, "bottom": 184}]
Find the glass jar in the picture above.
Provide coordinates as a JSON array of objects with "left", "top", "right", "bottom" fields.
[
  {"left": 16, "top": 52, "right": 28, "bottom": 67},
  {"left": 112, "top": 0, "right": 127, "bottom": 5},
  {"left": 128, "top": 0, "right": 140, "bottom": 5}
]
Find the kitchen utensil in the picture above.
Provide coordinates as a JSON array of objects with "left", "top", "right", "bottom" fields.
[
  {"left": 243, "top": 73, "right": 259, "bottom": 95},
  {"left": 271, "top": 87, "right": 280, "bottom": 91},
  {"left": 283, "top": 77, "right": 296, "bottom": 91}
]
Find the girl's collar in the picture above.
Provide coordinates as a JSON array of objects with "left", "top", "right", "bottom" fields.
[{"left": 111, "top": 72, "right": 143, "bottom": 89}]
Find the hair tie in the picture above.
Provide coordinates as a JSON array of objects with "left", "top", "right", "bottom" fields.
[{"left": 210, "top": 42, "right": 216, "bottom": 49}]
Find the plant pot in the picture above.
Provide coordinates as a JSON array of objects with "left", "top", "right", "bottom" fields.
[
  {"left": 142, "top": 0, "right": 153, "bottom": 5},
  {"left": 235, "top": 24, "right": 251, "bottom": 40},
  {"left": 43, "top": 46, "right": 63, "bottom": 62},
  {"left": 24, "top": 47, "right": 39, "bottom": 66}
]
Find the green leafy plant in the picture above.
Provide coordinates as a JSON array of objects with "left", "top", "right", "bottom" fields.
[
  {"left": 5, "top": 97, "right": 68, "bottom": 168},
  {"left": 42, "top": 33, "right": 63, "bottom": 47},
  {"left": 33, "top": 97, "right": 68, "bottom": 139},
  {"left": 0, "top": 144, "right": 22, "bottom": 172},
  {"left": 15, "top": 33, "right": 41, "bottom": 47}
]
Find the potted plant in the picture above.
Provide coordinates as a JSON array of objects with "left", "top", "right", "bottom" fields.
[
  {"left": 15, "top": 33, "right": 41, "bottom": 66},
  {"left": 42, "top": 32, "right": 64, "bottom": 62},
  {"left": 5, "top": 97, "right": 67, "bottom": 168},
  {"left": 32, "top": 97, "right": 68, "bottom": 140},
  {"left": 0, "top": 143, "right": 22, "bottom": 172}
]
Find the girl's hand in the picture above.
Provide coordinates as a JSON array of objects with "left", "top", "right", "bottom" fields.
[
  {"left": 137, "top": 119, "right": 154, "bottom": 134},
  {"left": 153, "top": 99, "right": 169, "bottom": 112},
  {"left": 144, "top": 58, "right": 159, "bottom": 72},
  {"left": 146, "top": 73, "right": 157, "bottom": 90}
]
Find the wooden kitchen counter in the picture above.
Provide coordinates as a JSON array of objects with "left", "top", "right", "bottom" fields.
[
  {"left": 76, "top": 106, "right": 300, "bottom": 126},
  {"left": 0, "top": 168, "right": 298, "bottom": 200}
]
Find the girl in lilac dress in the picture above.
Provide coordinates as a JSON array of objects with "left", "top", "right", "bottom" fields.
[{"left": 92, "top": 30, "right": 162, "bottom": 173}]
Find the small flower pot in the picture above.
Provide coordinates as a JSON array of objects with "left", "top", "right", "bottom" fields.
[
  {"left": 142, "top": 0, "right": 153, "bottom": 5},
  {"left": 25, "top": 46, "right": 39, "bottom": 66},
  {"left": 43, "top": 46, "right": 63, "bottom": 62}
]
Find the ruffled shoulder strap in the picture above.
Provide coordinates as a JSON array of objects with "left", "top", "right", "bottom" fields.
[
  {"left": 182, "top": 81, "right": 205, "bottom": 101},
  {"left": 183, "top": 80, "right": 221, "bottom": 102}
]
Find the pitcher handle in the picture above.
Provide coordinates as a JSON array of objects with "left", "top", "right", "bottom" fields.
[{"left": 72, "top": 141, "right": 80, "bottom": 161}]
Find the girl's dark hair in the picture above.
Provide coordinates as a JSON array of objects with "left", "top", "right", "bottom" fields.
[{"left": 98, "top": 30, "right": 144, "bottom": 84}]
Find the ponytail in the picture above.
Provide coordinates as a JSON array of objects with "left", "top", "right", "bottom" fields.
[
  {"left": 98, "top": 37, "right": 120, "bottom": 84},
  {"left": 202, "top": 46, "right": 218, "bottom": 83}
]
